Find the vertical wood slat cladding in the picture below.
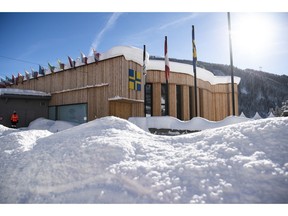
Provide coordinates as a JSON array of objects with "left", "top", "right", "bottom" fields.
[
  {"left": 181, "top": 85, "right": 190, "bottom": 120},
  {"left": 152, "top": 83, "right": 161, "bottom": 116},
  {"left": 169, "top": 84, "right": 177, "bottom": 118},
  {"left": 147, "top": 70, "right": 238, "bottom": 120},
  {"left": 8, "top": 55, "right": 239, "bottom": 121}
]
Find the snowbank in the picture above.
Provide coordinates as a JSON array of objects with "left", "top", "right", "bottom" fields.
[
  {"left": 129, "top": 115, "right": 252, "bottom": 132},
  {"left": 28, "top": 117, "right": 79, "bottom": 133},
  {"left": 0, "top": 116, "right": 287, "bottom": 203}
]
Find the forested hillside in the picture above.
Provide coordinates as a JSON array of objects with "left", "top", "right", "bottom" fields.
[{"left": 197, "top": 61, "right": 288, "bottom": 117}]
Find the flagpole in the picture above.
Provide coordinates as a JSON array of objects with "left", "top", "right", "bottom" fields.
[
  {"left": 143, "top": 45, "right": 147, "bottom": 116},
  {"left": 166, "top": 73, "right": 169, "bottom": 116},
  {"left": 227, "top": 12, "right": 236, "bottom": 116},
  {"left": 192, "top": 25, "right": 198, "bottom": 117},
  {"left": 165, "top": 36, "right": 170, "bottom": 116}
]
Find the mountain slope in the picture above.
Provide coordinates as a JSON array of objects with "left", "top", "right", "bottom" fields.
[{"left": 197, "top": 61, "right": 288, "bottom": 117}]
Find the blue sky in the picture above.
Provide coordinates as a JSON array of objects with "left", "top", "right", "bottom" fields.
[{"left": 0, "top": 12, "right": 287, "bottom": 80}]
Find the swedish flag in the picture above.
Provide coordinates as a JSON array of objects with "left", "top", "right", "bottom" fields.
[{"left": 129, "top": 69, "right": 141, "bottom": 91}]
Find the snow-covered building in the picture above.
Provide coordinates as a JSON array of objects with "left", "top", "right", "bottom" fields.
[{"left": 4, "top": 46, "right": 240, "bottom": 124}]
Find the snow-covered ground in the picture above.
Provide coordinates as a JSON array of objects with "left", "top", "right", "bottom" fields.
[{"left": 0, "top": 116, "right": 287, "bottom": 204}]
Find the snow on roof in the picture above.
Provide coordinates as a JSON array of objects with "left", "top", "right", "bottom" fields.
[
  {"left": 100, "top": 46, "right": 240, "bottom": 85},
  {"left": 0, "top": 88, "right": 51, "bottom": 97},
  {"left": 148, "top": 59, "right": 241, "bottom": 85},
  {"left": 100, "top": 45, "right": 149, "bottom": 66}
]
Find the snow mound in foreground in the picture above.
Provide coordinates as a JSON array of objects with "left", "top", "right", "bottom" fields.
[
  {"left": 28, "top": 117, "right": 79, "bottom": 133},
  {"left": 0, "top": 116, "right": 288, "bottom": 203}
]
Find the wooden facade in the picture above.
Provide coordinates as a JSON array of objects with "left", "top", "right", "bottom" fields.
[
  {"left": 8, "top": 48, "right": 239, "bottom": 123},
  {"left": 146, "top": 70, "right": 239, "bottom": 121}
]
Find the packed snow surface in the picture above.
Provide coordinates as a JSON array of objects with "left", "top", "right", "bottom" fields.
[{"left": 0, "top": 116, "right": 287, "bottom": 203}]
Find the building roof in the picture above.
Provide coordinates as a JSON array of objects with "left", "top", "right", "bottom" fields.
[
  {"left": 101, "top": 46, "right": 241, "bottom": 85},
  {"left": 0, "top": 88, "right": 51, "bottom": 99}
]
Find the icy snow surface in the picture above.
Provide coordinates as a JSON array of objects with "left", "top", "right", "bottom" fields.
[{"left": 0, "top": 116, "right": 288, "bottom": 203}]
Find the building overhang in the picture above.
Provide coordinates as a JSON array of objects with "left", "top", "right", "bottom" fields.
[
  {"left": 0, "top": 88, "right": 51, "bottom": 100},
  {"left": 108, "top": 96, "right": 144, "bottom": 104}
]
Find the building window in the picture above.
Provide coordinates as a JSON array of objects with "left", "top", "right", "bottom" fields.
[
  {"left": 161, "top": 84, "right": 167, "bottom": 116},
  {"left": 49, "top": 103, "right": 87, "bottom": 124},
  {"left": 145, "top": 83, "right": 153, "bottom": 116},
  {"left": 48, "top": 106, "right": 56, "bottom": 120},
  {"left": 189, "top": 87, "right": 194, "bottom": 119},
  {"left": 176, "top": 85, "right": 182, "bottom": 120}
]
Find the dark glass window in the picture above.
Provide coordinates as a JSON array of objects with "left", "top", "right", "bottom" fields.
[
  {"left": 49, "top": 103, "right": 87, "bottom": 124},
  {"left": 48, "top": 106, "right": 56, "bottom": 120},
  {"left": 145, "top": 83, "right": 153, "bottom": 116},
  {"left": 189, "top": 87, "right": 194, "bottom": 119},
  {"left": 161, "top": 84, "right": 167, "bottom": 116},
  {"left": 176, "top": 85, "right": 182, "bottom": 120}
]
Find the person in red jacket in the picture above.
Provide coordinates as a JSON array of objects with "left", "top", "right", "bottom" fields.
[{"left": 10, "top": 111, "right": 19, "bottom": 128}]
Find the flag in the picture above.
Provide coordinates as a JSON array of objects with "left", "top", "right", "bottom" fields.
[
  {"left": 192, "top": 25, "right": 197, "bottom": 69},
  {"left": 0, "top": 77, "right": 6, "bottom": 87},
  {"left": 92, "top": 48, "right": 100, "bottom": 63},
  {"left": 1, "top": 77, "right": 10, "bottom": 86},
  {"left": 18, "top": 73, "right": 24, "bottom": 84},
  {"left": 81, "top": 52, "right": 88, "bottom": 64},
  {"left": 68, "top": 56, "right": 76, "bottom": 68},
  {"left": 39, "top": 65, "right": 45, "bottom": 76},
  {"left": 11, "top": 74, "right": 18, "bottom": 85},
  {"left": 58, "top": 59, "right": 65, "bottom": 70},
  {"left": 11, "top": 75, "right": 15, "bottom": 85},
  {"left": 25, "top": 70, "right": 30, "bottom": 80},
  {"left": 48, "top": 62, "right": 55, "bottom": 73},
  {"left": 129, "top": 69, "right": 141, "bottom": 91},
  {"left": 164, "top": 36, "right": 170, "bottom": 81},
  {"left": 31, "top": 68, "right": 38, "bottom": 79},
  {"left": 6, "top": 76, "right": 12, "bottom": 84}
]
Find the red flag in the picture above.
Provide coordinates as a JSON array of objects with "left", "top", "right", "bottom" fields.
[{"left": 164, "top": 36, "right": 170, "bottom": 81}]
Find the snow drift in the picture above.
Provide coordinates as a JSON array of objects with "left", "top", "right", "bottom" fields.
[
  {"left": 129, "top": 115, "right": 251, "bottom": 132},
  {"left": 0, "top": 116, "right": 287, "bottom": 203}
]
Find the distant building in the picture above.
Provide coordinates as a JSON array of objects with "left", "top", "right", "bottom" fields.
[
  {"left": 3, "top": 46, "right": 240, "bottom": 125},
  {"left": 0, "top": 89, "right": 51, "bottom": 127}
]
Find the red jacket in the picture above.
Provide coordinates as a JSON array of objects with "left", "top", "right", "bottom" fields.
[{"left": 11, "top": 113, "right": 19, "bottom": 123}]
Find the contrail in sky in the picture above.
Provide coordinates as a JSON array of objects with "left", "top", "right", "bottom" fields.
[
  {"left": 90, "top": 12, "right": 123, "bottom": 55},
  {"left": 159, "top": 13, "right": 199, "bottom": 30}
]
